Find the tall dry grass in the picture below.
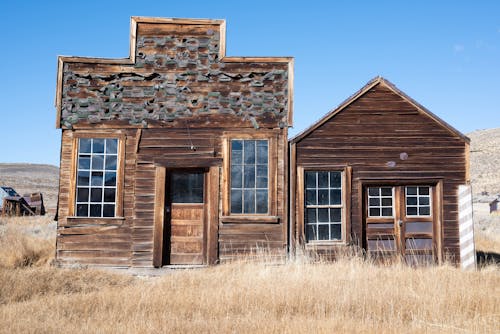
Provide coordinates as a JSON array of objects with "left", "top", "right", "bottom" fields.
[{"left": 0, "top": 217, "right": 499, "bottom": 333}]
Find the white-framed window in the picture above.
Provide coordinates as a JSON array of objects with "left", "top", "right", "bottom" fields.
[
  {"left": 368, "top": 187, "right": 394, "bottom": 217},
  {"left": 405, "top": 186, "right": 431, "bottom": 216},
  {"left": 304, "top": 171, "right": 343, "bottom": 241},
  {"left": 75, "top": 138, "right": 118, "bottom": 217},
  {"left": 230, "top": 139, "right": 268, "bottom": 214}
]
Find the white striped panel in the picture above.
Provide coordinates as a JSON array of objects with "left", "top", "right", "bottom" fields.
[{"left": 458, "top": 185, "right": 476, "bottom": 270}]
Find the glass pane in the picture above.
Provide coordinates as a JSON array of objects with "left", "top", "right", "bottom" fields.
[
  {"left": 330, "top": 172, "right": 341, "bottom": 188},
  {"left": 104, "top": 188, "right": 116, "bottom": 202},
  {"left": 381, "top": 187, "right": 392, "bottom": 196},
  {"left": 231, "top": 190, "right": 242, "bottom": 213},
  {"left": 256, "top": 164, "right": 267, "bottom": 177},
  {"left": 419, "top": 197, "right": 430, "bottom": 205},
  {"left": 406, "top": 186, "right": 417, "bottom": 195},
  {"left": 232, "top": 150, "right": 242, "bottom": 164},
  {"left": 171, "top": 172, "right": 204, "bottom": 203},
  {"left": 91, "top": 155, "right": 104, "bottom": 170},
  {"left": 369, "top": 208, "right": 380, "bottom": 216},
  {"left": 78, "top": 156, "right": 90, "bottom": 170},
  {"left": 231, "top": 140, "right": 242, "bottom": 151},
  {"left": 77, "top": 171, "right": 90, "bottom": 186},
  {"left": 318, "top": 225, "right": 329, "bottom": 240},
  {"left": 77, "top": 188, "right": 89, "bottom": 202},
  {"left": 419, "top": 207, "right": 430, "bottom": 216},
  {"left": 76, "top": 204, "right": 88, "bottom": 216},
  {"left": 382, "top": 208, "right": 393, "bottom": 216},
  {"left": 256, "top": 176, "right": 268, "bottom": 188},
  {"left": 407, "top": 197, "right": 417, "bottom": 205},
  {"left": 318, "top": 172, "right": 329, "bottom": 188},
  {"left": 106, "top": 139, "right": 118, "bottom": 154},
  {"left": 90, "top": 204, "right": 102, "bottom": 217},
  {"left": 419, "top": 187, "right": 429, "bottom": 195},
  {"left": 306, "top": 224, "right": 316, "bottom": 241},
  {"left": 256, "top": 190, "right": 268, "bottom": 214},
  {"left": 79, "top": 139, "right": 91, "bottom": 153},
  {"left": 90, "top": 188, "right": 102, "bottom": 202},
  {"left": 243, "top": 189, "right": 255, "bottom": 213},
  {"left": 306, "top": 189, "right": 317, "bottom": 205},
  {"left": 231, "top": 165, "right": 243, "bottom": 188},
  {"left": 330, "top": 224, "right": 341, "bottom": 240},
  {"left": 318, "top": 189, "right": 329, "bottom": 205},
  {"left": 407, "top": 207, "right": 418, "bottom": 216},
  {"left": 330, "top": 189, "right": 341, "bottom": 205},
  {"left": 256, "top": 141, "right": 268, "bottom": 164},
  {"left": 243, "top": 141, "right": 255, "bottom": 164},
  {"left": 406, "top": 238, "right": 433, "bottom": 250},
  {"left": 368, "top": 188, "right": 379, "bottom": 196},
  {"left": 369, "top": 198, "right": 380, "bottom": 206},
  {"left": 330, "top": 208, "right": 341, "bottom": 222},
  {"left": 91, "top": 172, "right": 103, "bottom": 186},
  {"left": 406, "top": 222, "right": 433, "bottom": 233},
  {"left": 306, "top": 208, "right": 316, "bottom": 224},
  {"left": 243, "top": 165, "right": 255, "bottom": 188},
  {"left": 318, "top": 208, "right": 329, "bottom": 222},
  {"left": 305, "top": 172, "right": 316, "bottom": 188},
  {"left": 93, "top": 139, "right": 105, "bottom": 153},
  {"left": 104, "top": 172, "right": 116, "bottom": 186},
  {"left": 103, "top": 204, "right": 115, "bottom": 217},
  {"left": 381, "top": 198, "right": 392, "bottom": 206},
  {"left": 105, "top": 155, "right": 117, "bottom": 171}
]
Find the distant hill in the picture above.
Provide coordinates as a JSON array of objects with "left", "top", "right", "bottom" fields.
[
  {"left": 0, "top": 163, "right": 59, "bottom": 214},
  {"left": 467, "top": 128, "right": 500, "bottom": 197}
]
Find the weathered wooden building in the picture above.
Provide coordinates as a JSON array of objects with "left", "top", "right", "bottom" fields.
[
  {"left": 55, "top": 17, "right": 293, "bottom": 267},
  {"left": 290, "top": 77, "right": 470, "bottom": 265}
]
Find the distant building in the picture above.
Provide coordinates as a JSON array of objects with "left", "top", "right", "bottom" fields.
[
  {"left": 0, "top": 186, "right": 19, "bottom": 209},
  {"left": 490, "top": 198, "right": 500, "bottom": 215}
]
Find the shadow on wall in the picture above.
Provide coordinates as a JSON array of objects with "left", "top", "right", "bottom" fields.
[{"left": 476, "top": 251, "right": 500, "bottom": 266}]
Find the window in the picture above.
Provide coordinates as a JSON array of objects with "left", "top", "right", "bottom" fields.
[
  {"left": 406, "top": 186, "right": 431, "bottom": 216},
  {"left": 368, "top": 187, "right": 394, "bottom": 217},
  {"left": 170, "top": 172, "right": 204, "bottom": 203},
  {"left": 75, "top": 138, "right": 118, "bottom": 217},
  {"left": 305, "top": 171, "right": 343, "bottom": 241},
  {"left": 230, "top": 139, "right": 268, "bottom": 214}
]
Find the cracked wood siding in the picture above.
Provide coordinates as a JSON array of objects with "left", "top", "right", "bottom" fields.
[
  {"left": 58, "top": 20, "right": 290, "bottom": 129},
  {"left": 292, "top": 82, "right": 467, "bottom": 264}
]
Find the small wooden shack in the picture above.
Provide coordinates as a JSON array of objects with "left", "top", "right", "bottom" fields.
[
  {"left": 290, "top": 77, "right": 470, "bottom": 265},
  {"left": 55, "top": 17, "right": 293, "bottom": 267}
]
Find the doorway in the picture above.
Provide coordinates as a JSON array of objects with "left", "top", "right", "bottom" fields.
[
  {"left": 364, "top": 184, "right": 440, "bottom": 265},
  {"left": 163, "top": 170, "right": 206, "bottom": 265}
]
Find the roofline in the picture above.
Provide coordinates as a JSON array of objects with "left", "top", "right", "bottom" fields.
[
  {"left": 55, "top": 16, "right": 294, "bottom": 128},
  {"left": 290, "top": 76, "right": 470, "bottom": 144}
]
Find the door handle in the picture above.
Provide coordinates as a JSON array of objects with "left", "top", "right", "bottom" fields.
[
  {"left": 398, "top": 220, "right": 403, "bottom": 227},
  {"left": 165, "top": 206, "right": 171, "bottom": 213}
]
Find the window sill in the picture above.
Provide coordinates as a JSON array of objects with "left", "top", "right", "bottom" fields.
[
  {"left": 67, "top": 216, "right": 125, "bottom": 220},
  {"left": 220, "top": 215, "right": 280, "bottom": 224},
  {"left": 305, "top": 241, "right": 348, "bottom": 247}
]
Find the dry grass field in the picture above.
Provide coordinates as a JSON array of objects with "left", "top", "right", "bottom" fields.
[{"left": 1, "top": 216, "right": 499, "bottom": 333}]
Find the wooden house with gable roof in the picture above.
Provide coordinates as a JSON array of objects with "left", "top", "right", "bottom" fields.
[
  {"left": 289, "top": 77, "right": 470, "bottom": 265},
  {"left": 55, "top": 17, "right": 293, "bottom": 267}
]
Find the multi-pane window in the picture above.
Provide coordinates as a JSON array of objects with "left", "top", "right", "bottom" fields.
[
  {"left": 230, "top": 140, "right": 268, "bottom": 214},
  {"left": 305, "top": 171, "right": 343, "bottom": 241},
  {"left": 368, "top": 187, "right": 394, "bottom": 217},
  {"left": 406, "top": 186, "right": 431, "bottom": 216},
  {"left": 76, "top": 138, "right": 118, "bottom": 217}
]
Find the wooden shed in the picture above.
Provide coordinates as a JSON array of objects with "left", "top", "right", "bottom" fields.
[
  {"left": 55, "top": 17, "right": 293, "bottom": 267},
  {"left": 289, "top": 77, "right": 470, "bottom": 265}
]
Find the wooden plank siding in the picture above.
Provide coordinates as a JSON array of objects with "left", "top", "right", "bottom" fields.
[{"left": 290, "top": 79, "right": 469, "bottom": 265}]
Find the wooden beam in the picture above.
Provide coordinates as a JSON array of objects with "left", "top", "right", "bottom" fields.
[{"left": 152, "top": 167, "right": 166, "bottom": 267}]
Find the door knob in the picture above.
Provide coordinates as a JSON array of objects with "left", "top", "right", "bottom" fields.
[{"left": 398, "top": 220, "right": 403, "bottom": 227}]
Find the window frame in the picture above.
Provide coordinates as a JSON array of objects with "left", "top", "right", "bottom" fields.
[
  {"left": 69, "top": 132, "right": 125, "bottom": 219},
  {"left": 405, "top": 185, "right": 432, "bottom": 217},
  {"left": 367, "top": 186, "right": 395, "bottom": 218},
  {"left": 297, "top": 165, "right": 351, "bottom": 245},
  {"left": 222, "top": 131, "right": 278, "bottom": 220}
]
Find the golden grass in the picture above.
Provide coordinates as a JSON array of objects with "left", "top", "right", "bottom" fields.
[{"left": 0, "top": 217, "right": 499, "bottom": 333}]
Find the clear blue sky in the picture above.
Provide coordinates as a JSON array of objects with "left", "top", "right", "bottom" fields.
[{"left": 1, "top": 1, "right": 499, "bottom": 166}]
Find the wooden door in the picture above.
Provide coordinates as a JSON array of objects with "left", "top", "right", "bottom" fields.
[
  {"left": 165, "top": 171, "right": 206, "bottom": 265},
  {"left": 365, "top": 185, "right": 436, "bottom": 265}
]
